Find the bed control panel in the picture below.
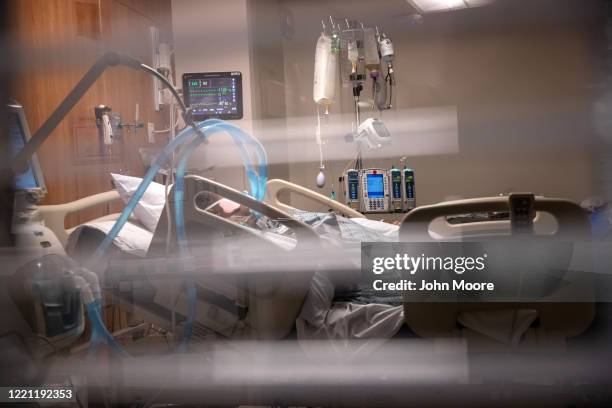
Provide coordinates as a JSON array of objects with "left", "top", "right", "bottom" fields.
[{"left": 509, "top": 193, "right": 535, "bottom": 234}]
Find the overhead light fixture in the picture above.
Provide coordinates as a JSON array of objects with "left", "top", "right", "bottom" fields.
[{"left": 406, "top": 0, "right": 492, "bottom": 13}]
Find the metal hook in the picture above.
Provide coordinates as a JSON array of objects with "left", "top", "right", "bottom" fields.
[
  {"left": 321, "top": 20, "right": 327, "bottom": 34},
  {"left": 329, "top": 16, "right": 335, "bottom": 31}
]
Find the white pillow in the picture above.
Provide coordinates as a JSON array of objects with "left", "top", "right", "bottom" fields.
[{"left": 111, "top": 173, "right": 166, "bottom": 233}]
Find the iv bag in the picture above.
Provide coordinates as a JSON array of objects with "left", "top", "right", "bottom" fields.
[
  {"left": 347, "top": 40, "right": 358, "bottom": 65},
  {"left": 313, "top": 33, "right": 337, "bottom": 109},
  {"left": 363, "top": 28, "right": 380, "bottom": 72}
]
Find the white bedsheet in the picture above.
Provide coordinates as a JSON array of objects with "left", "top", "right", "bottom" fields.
[{"left": 66, "top": 220, "right": 153, "bottom": 258}]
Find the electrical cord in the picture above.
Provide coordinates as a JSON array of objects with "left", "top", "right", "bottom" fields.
[
  {"left": 152, "top": 115, "right": 180, "bottom": 133},
  {"left": 340, "top": 150, "right": 360, "bottom": 175},
  {"left": 154, "top": 73, "right": 182, "bottom": 134},
  {"left": 387, "top": 73, "right": 393, "bottom": 109},
  {"left": 164, "top": 89, "right": 176, "bottom": 256}
]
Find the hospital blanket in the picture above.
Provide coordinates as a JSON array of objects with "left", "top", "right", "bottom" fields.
[{"left": 291, "top": 211, "right": 405, "bottom": 357}]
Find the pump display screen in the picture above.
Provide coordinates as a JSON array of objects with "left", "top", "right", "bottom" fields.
[
  {"left": 366, "top": 174, "right": 385, "bottom": 198},
  {"left": 182, "top": 72, "right": 243, "bottom": 120},
  {"left": 348, "top": 172, "right": 359, "bottom": 200}
]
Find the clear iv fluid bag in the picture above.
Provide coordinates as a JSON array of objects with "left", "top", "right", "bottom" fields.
[
  {"left": 364, "top": 28, "right": 380, "bottom": 71},
  {"left": 348, "top": 40, "right": 358, "bottom": 66},
  {"left": 313, "top": 33, "right": 337, "bottom": 109}
]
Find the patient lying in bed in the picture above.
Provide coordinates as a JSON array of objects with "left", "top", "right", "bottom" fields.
[{"left": 66, "top": 174, "right": 406, "bottom": 353}]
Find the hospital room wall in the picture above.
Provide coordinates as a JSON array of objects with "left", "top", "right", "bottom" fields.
[
  {"left": 8, "top": 0, "right": 175, "bottom": 227},
  {"left": 171, "top": 0, "right": 250, "bottom": 192},
  {"left": 247, "top": 0, "right": 291, "bottom": 184},
  {"left": 279, "top": 0, "right": 600, "bottom": 209},
  {"left": 171, "top": 0, "right": 290, "bottom": 193}
]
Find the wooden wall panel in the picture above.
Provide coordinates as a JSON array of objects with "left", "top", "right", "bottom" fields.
[{"left": 8, "top": 0, "right": 174, "bottom": 227}]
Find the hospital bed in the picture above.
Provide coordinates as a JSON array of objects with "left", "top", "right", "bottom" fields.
[
  {"left": 36, "top": 179, "right": 596, "bottom": 349},
  {"left": 264, "top": 187, "right": 597, "bottom": 349},
  {"left": 37, "top": 176, "right": 338, "bottom": 340},
  {"left": 37, "top": 178, "right": 362, "bottom": 249},
  {"left": 35, "top": 176, "right": 389, "bottom": 342},
  {"left": 37, "top": 190, "right": 123, "bottom": 247}
]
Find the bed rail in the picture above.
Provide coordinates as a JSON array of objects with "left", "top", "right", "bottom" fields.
[
  {"left": 37, "top": 190, "right": 122, "bottom": 246},
  {"left": 266, "top": 178, "right": 364, "bottom": 219}
]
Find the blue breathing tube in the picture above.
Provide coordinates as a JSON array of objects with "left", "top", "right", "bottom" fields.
[
  {"left": 89, "top": 124, "right": 203, "bottom": 266},
  {"left": 174, "top": 119, "right": 268, "bottom": 255},
  {"left": 173, "top": 120, "right": 268, "bottom": 349},
  {"left": 86, "top": 124, "right": 202, "bottom": 356},
  {"left": 86, "top": 300, "right": 130, "bottom": 358}
]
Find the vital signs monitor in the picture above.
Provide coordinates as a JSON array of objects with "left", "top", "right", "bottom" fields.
[{"left": 182, "top": 72, "right": 243, "bottom": 121}]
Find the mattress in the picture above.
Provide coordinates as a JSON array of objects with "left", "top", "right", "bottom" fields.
[{"left": 66, "top": 219, "right": 153, "bottom": 260}]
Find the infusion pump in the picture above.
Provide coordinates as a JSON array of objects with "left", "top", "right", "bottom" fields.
[
  {"left": 361, "top": 169, "right": 390, "bottom": 213},
  {"left": 341, "top": 167, "right": 415, "bottom": 214},
  {"left": 343, "top": 170, "right": 361, "bottom": 211}
]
